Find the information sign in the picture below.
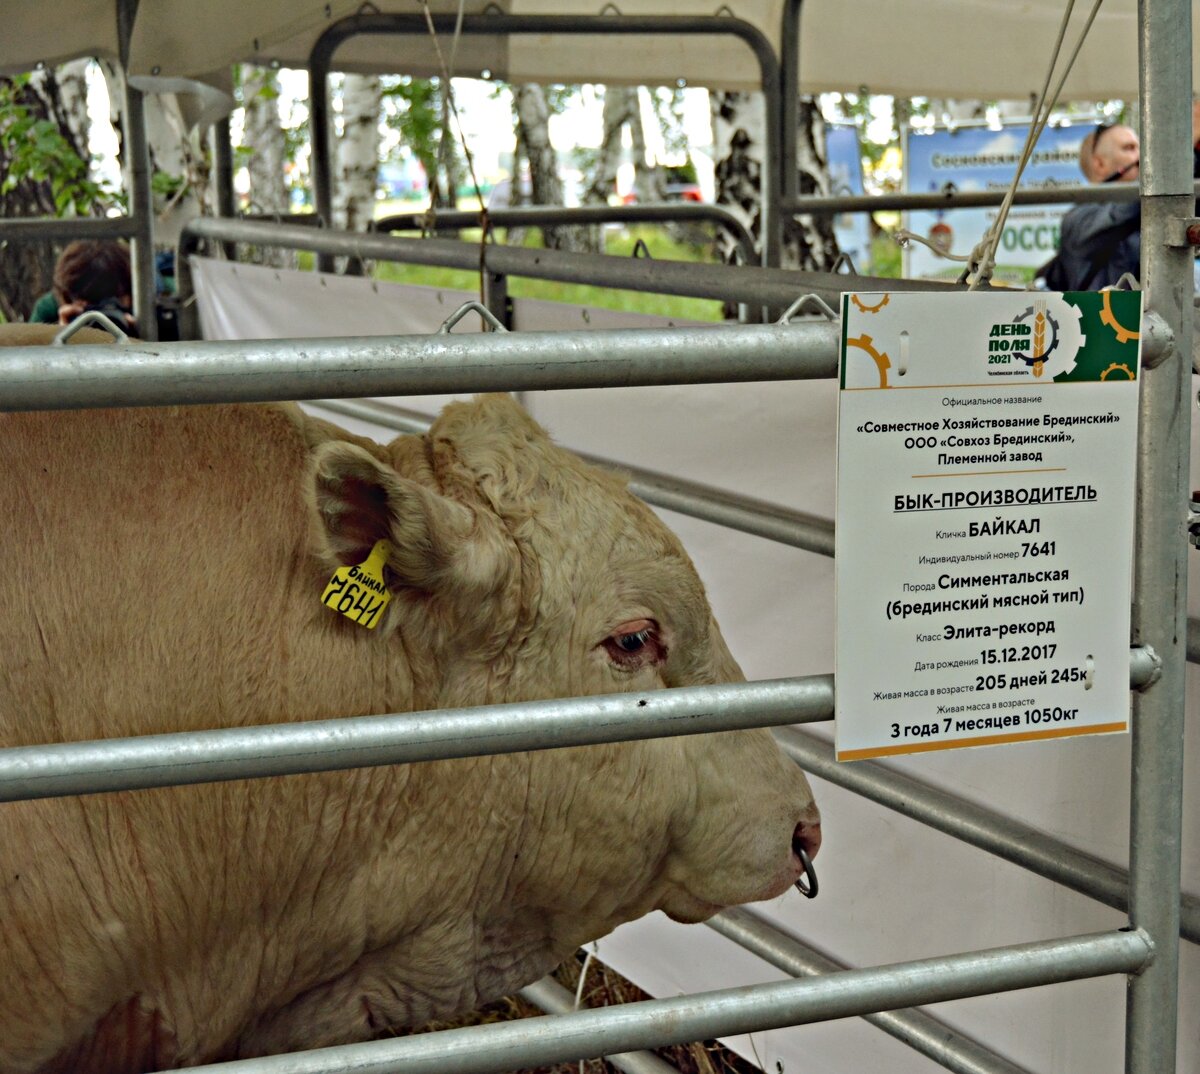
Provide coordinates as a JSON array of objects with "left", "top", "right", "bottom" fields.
[
  {"left": 835, "top": 291, "right": 1141, "bottom": 761},
  {"left": 904, "top": 123, "right": 1090, "bottom": 284}
]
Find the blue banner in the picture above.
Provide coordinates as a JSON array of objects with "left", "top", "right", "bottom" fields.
[
  {"left": 826, "top": 124, "right": 872, "bottom": 274},
  {"left": 903, "top": 123, "right": 1091, "bottom": 284}
]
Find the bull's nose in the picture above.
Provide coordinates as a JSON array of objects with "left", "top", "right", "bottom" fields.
[
  {"left": 793, "top": 819, "right": 822, "bottom": 861},
  {"left": 793, "top": 820, "right": 821, "bottom": 899}
]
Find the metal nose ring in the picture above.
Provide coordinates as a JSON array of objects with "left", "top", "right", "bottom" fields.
[{"left": 794, "top": 845, "right": 819, "bottom": 899}]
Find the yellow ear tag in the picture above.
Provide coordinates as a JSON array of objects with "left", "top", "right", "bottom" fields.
[{"left": 321, "top": 540, "right": 392, "bottom": 629}]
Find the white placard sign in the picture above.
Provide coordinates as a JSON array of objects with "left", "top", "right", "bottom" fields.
[{"left": 835, "top": 291, "right": 1142, "bottom": 761}]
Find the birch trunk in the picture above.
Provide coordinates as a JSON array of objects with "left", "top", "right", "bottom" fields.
[
  {"left": 334, "top": 73, "right": 381, "bottom": 233},
  {"left": 711, "top": 90, "right": 838, "bottom": 279},
  {"left": 513, "top": 83, "right": 587, "bottom": 253},
  {"left": 584, "top": 85, "right": 636, "bottom": 205},
  {"left": 240, "top": 66, "right": 292, "bottom": 266}
]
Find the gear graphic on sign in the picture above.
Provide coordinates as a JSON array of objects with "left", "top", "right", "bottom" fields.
[
  {"left": 1100, "top": 362, "right": 1135, "bottom": 380},
  {"left": 1011, "top": 300, "right": 1085, "bottom": 379},
  {"left": 1012, "top": 305, "right": 1061, "bottom": 367},
  {"left": 850, "top": 293, "right": 890, "bottom": 313},
  {"left": 1100, "top": 290, "right": 1140, "bottom": 344},
  {"left": 845, "top": 333, "right": 891, "bottom": 388}
]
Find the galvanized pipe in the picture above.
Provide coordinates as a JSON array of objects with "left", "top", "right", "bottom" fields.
[
  {"left": 709, "top": 907, "right": 1036, "bottom": 1074},
  {"left": 212, "top": 116, "right": 237, "bottom": 263},
  {"left": 162, "top": 930, "right": 1151, "bottom": 1074},
  {"left": 307, "top": 398, "right": 837, "bottom": 558},
  {"left": 0, "top": 216, "right": 139, "bottom": 243},
  {"left": 117, "top": 0, "right": 158, "bottom": 342},
  {"left": 308, "top": 13, "right": 782, "bottom": 267},
  {"left": 772, "top": 727, "right": 1200, "bottom": 945},
  {"left": 178, "top": 215, "right": 955, "bottom": 309},
  {"left": 1125, "top": 0, "right": 1192, "bottom": 1067},
  {"left": 375, "top": 203, "right": 759, "bottom": 269},
  {"left": 518, "top": 978, "right": 681, "bottom": 1074},
  {"left": 781, "top": 180, "right": 1200, "bottom": 218},
  {"left": 0, "top": 676, "right": 834, "bottom": 803},
  {"left": 0, "top": 320, "right": 839, "bottom": 413}
]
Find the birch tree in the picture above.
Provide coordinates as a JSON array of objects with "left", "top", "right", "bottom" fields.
[
  {"left": 513, "top": 82, "right": 588, "bottom": 252},
  {"left": 334, "top": 73, "right": 382, "bottom": 233},
  {"left": 237, "top": 66, "right": 292, "bottom": 267},
  {"left": 710, "top": 89, "right": 838, "bottom": 274}
]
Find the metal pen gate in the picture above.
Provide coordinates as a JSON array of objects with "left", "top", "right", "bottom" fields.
[{"left": 0, "top": 0, "right": 1193, "bottom": 1070}]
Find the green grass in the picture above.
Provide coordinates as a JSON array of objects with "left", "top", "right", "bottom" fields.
[{"left": 364, "top": 225, "right": 726, "bottom": 322}]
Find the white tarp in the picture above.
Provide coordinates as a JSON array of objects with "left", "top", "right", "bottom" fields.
[
  {"left": 3, "top": 0, "right": 1191, "bottom": 102},
  {"left": 190, "top": 259, "right": 1199, "bottom": 1072}
]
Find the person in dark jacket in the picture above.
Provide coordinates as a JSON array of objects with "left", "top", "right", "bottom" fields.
[{"left": 1053, "top": 122, "right": 1142, "bottom": 290}]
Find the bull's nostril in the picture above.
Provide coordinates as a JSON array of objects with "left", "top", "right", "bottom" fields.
[
  {"left": 793, "top": 820, "right": 822, "bottom": 861},
  {"left": 793, "top": 822, "right": 821, "bottom": 900}
]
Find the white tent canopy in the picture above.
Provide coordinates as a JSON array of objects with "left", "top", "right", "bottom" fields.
[{"left": 2, "top": 0, "right": 1191, "bottom": 102}]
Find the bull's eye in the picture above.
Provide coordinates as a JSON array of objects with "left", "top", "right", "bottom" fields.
[{"left": 602, "top": 619, "right": 666, "bottom": 671}]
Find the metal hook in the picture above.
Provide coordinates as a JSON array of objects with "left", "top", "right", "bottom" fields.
[
  {"left": 52, "top": 310, "right": 130, "bottom": 345},
  {"left": 830, "top": 252, "right": 858, "bottom": 275},
  {"left": 1111, "top": 272, "right": 1142, "bottom": 291},
  {"left": 599, "top": 2, "right": 623, "bottom": 13},
  {"left": 631, "top": 239, "right": 653, "bottom": 259},
  {"left": 438, "top": 300, "right": 508, "bottom": 334},
  {"left": 794, "top": 846, "right": 819, "bottom": 899},
  {"left": 356, "top": 0, "right": 381, "bottom": 13},
  {"left": 777, "top": 294, "right": 839, "bottom": 324},
  {"left": 714, "top": 4, "right": 735, "bottom": 15}
]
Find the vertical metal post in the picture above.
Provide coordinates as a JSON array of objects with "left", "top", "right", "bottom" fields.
[
  {"left": 117, "top": 0, "right": 158, "bottom": 341},
  {"left": 212, "top": 114, "right": 237, "bottom": 261},
  {"left": 1125, "top": 0, "right": 1191, "bottom": 1070},
  {"left": 780, "top": 0, "right": 801, "bottom": 206},
  {"left": 309, "top": 66, "right": 335, "bottom": 273},
  {"left": 482, "top": 268, "right": 511, "bottom": 330}
]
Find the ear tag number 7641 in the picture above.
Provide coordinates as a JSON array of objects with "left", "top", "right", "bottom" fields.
[{"left": 321, "top": 540, "right": 392, "bottom": 629}]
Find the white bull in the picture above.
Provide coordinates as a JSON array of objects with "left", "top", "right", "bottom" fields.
[{"left": 0, "top": 357, "right": 819, "bottom": 1072}]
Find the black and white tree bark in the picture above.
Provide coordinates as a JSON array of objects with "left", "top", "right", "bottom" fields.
[
  {"left": 240, "top": 65, "right": 292, "bottom": 266},
  {"left": 334, "top": 73, "right": 381, "bottom": 233},
  {"left": 710, "top": 89, "right": 838, "bottom": 276},
  {"left": 513, "top": 82, "right": 587, "bottom": 253}
]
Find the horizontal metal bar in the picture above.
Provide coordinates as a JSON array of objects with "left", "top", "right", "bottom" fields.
[
  {"left": 180, "top": 216, "right": 959, "bottom": 308},
  {"left": 0, "top": 320, "right": 840, "bottom": 412},
  {"left": 163, "top": 930, "right": 1150, "bottom": 1074},
  {"left": 709, "top": 907, "right": 1034, "bottom": 1074},
  {"left": 518, "top": 978, "right": 681, "bottom": 1074},
  {"left": 308, "top": 399, "right": 837, "bottom": 558},
  {"left": 773, "top": 727, "right": 1200, "bottom": 945},
  {"left": 783, "top": 180, "right": 1200, "bottom": 217},
  {"left": 0, "top": 215, "right": 141, "bottom": 243},
  {"left": 0, "top": 676, "right": 834, "bottom": 802},
  {"left": 374, "top": 203, "right": 758, "bottom": 267}
]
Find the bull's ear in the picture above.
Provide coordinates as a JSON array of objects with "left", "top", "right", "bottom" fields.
[{"left": 310, "top": 441, "right": 495, "bottom": 593}]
